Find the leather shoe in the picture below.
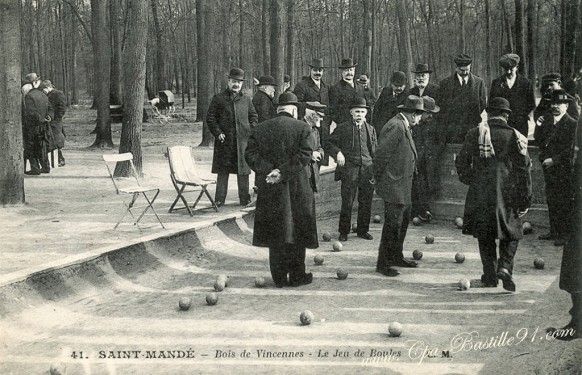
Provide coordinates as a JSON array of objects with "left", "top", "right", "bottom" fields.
[
  {"left": 215, "top": 200, "right": 224, "bottom": 207},
  {"left": 418, "top": 211, "right": 433, "bottom": 222},
  {"left": 357, "top": 232, "right": 373, "bottom": 240},
  {"left": 376, "top": 267, "right": 400, "bottom": 277},
  {"left": 290, "top": 272, "right": 313, "bottom": 287},
  {"left": 390, "top": 258, "right": 418, "bottom": 268},
  {"left": 24, "top": 170, "right": 41, "bottom": 175},
  {"left": 554, "top": 238, "right": 566, "bottom": 246},
  {"left": 481, "top": 274, "right": 498, "bottom": 287},
  {"left": 497, "top": 268, "right": 516, "bottom": 292},
  {"left": 40, "top": 168, "right": 50, "bottom": 174},
  {"left": 538, "top": 233, "right": 555, "bottom": 240},
  {"left": 58, "top": 160, "right": 65, "bottom": 167},
  {"left": 339, "top": 234, "right": 348, "bottom": 242}
]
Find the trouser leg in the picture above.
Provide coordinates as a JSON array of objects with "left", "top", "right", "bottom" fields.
[
  {"left": 356, "top": 168, "right": 373, "bottom": 234},
  {"left": 339, "top": 168, "right": 357, "bottom": 235},
  {"left": 269, "top": 245, "right": 289, "bottom": 286},
  {"left": 215, "top": 173, "right": 229, "bottom": 203},
  {"left": 498, "top": 239, "right": 518, "bottom": 274},
  {"left": 237, "top": 173, "right": 250, "bottom": 204},
  {"left": 287, "top": 244, "right": 307, "bottom": 284},
  {"left": 58, "top": 148, "right": 65, "bottom": 164},
  {"left": 478, "top": 237, "right": 497, "bottom": 280},
  {"left": 377, "top": 203, "right": 408, "bottom": 267}
]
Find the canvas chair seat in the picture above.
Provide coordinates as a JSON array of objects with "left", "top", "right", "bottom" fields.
[
  {"left": 103, "top": 153, "right": 165, "bottom": 230},
  {"left": 166, "top": 145, "right": 218, "bottom": 216}
]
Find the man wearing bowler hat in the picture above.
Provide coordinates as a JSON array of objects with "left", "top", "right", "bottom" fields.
[
  {"left": 438, "top": 54, "right": 487, "bottom": 143},
  {"left": 253, "top": 75, "right": 278, "bottom": 123},
  {"left": 283, "top": 74, "right": 293, "bottom": 93},
  {"left": 207, "top": 67, "right": 258, "bottom": 207},
  {"left": 372, "top": 71, "right": 409, "bottom": 135},
  {"left": 329, "top": 58, "right": 363, "bottom": 126},
  {"left": 245, "top": 92, "right": 318, "bottom": 288},
  {"left": 534, "top": 89, "right": 578, "bottom": 246},
  {"left": 456, "top": 97, "right": 532, "bottom": 291},
  {"left": 325, "top": 97, "right": 377, "bottom": 242},
  {"left": 356, "top": 74, "right": 377, "bottom": 123},
  {"left": 489, "top": 54, "right": 535, "bottom": 137},
  {"left": 374, "top": 95, "right": 425, "bottom": 276}
]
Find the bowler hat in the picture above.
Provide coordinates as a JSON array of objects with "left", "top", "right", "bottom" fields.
[
  {"left": 549, "top": 89, "right": 574, "bottom": 104},
  {"left": 499, "top": 53, "right": 520, "bottom": 68},
  {"left": 338, "top": 58, "right": 357, "bottom": 69},
  {"left": 397, "top": 95, "right": 425, "bottom": 112},
  {"left": 391, "top": 71, "right": 407, "bottom": 86},
  {"left": 305, "top": 101, "right": 327, "bottom": 116},
  {"left": 350, "top": 97, "right": 369, "bottom": 110},
  {"left": 487, "top": 97, "right": 512, "bottom": 113},
  {"left": 357, "top": 75, "right": 370, "bottom": 85},
  {"left": 541, "top": 72, "right": 561, "bottom": 83},
  {"left": 422, "top": 96, "right": 440, "bottom": 113},
  {"left": 257, "top": 75, "right": 278, "bottom": 86},
  {"left": 228, "top": 68, "right": 245, "bottom": 81},
  {"left": 25, "top": 72, "right": 40, "bottom": 83},
  {"left": 454, "top": 54, "right": 472, "bottom": 67},
  {"left": 308, "top": 58, "right": 327, "bottom": 69},
  {"left": 413, "top": 63, "right": 432, "bottom": 74},
  {"left": 284, "top": 74, "right": 291, "bottom": 83},
  {"left": 278, "top": 92, "right": 299, "bottom": 106}
]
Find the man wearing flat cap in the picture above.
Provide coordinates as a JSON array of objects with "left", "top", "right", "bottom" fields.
[
  {"left": 245, "top": 92, "right": 318, "bottom": 288},
  {"left": 438, "top": 54, "right": 487, "bottom": 143},
  {"left": 329, "top": 58, "right": 366, "bottom": 126},
  {"left": 534, "top": 73, "right": 579, "bottom": 122},
  {"left": 534, "top": 89, "right": 578, "bottom": 246},
  {"left": 325, "top": 97, "right": 377, "bottom": 242},
  {"left": 207, "top": 67, "right": 258, "bottom": 207},
  {"left": 374, "top": 95, "right": 425, "bottom": 277},
  {"left": 356, "top": 74, "right": 377, "bottom": 123},
  {"left": 489, "top": 54, "right": 535, "bottom": 137},
  {"left": 372, "top": 71, "right": 409, "bottom": 135},
  {"left": 304, "top": 101, "right": 326, "bottom": 193},
  {"left": 456, "top": 97, "right": 532, "bottom": 292},
  {"left": 253, "top": 75, "right": 278, "bottom": 123}
]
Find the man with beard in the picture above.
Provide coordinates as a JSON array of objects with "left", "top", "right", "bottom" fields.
[
  {"left": 303, "top": 102, "right": 327, "bottom": 193},
  {"left": 534, "top": 90, "right": 578, "bottom": 246},
  {"left": 207, "top": 68, "right": 258, "bottom": 207},
  {"left": 438, "top": 54, "right": 487, "bottom": 143},
  {"left": 253, "top": 75, "right": 278, "bottom": 123},
  {"left": 372, "top": 71, "right": 409, "bottom": 135},
  {"left": 410, "top": 63, "right": 439, "bottom": 99},
  {"left": 489, "top": 54, "right": 535, "bottom": 137},
  {"left": 329, "top": 58, "right": 362, "bottom": 126},
  {"left": 534, "top": 73, "right": 579, "bottom": 122}
]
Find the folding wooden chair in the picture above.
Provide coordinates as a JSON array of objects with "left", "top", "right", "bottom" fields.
[
  {"left": 102, "top": 153, "right": 165, "bottom": 230},
  {"left": 166, "top": 145, "right": 218, "bottom": 216}
]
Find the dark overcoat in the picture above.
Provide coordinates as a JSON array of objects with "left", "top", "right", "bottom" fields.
[
  {"left": 245, "top": 112, "right": 319, "bottom": 249},
  {"left": 489, "top": 75, "right": 535, "bottom": 136},
  {"left": 47, "top": 89, "right": 67, "bottom": 149},
  {"left": 308, "top": 125, "right": 324, "bottom": 192},
  {"left": 324, "top": 119, "right": 377, "bottom": 182},
  {"left": 534, "top": 113, "right": 577, "bottom": 178},
  {"left": 23, "top": 88, "right": 54, "bottom": 155},
  {"left": 410, "top": 82, "right": 440, "bottom": 101},
  {"left": 356, "top": 84, "right": 377, "bottom": 123},
  {"left": 252, "top": 90, "right": 277, "bottom": 123},
  {"left": 207, "top": 89, "right": 258, "bottom": 175},
  {"left": 372, "top": 87, "right": 409, "bottom": 135},
  {"left": 456, "top": 118, "right": 532, "bottom": 240},
  {"left": 560, "top": 117, "right": 582, "bottom": 293},
  {"left": 438, "top": 73, "right": 487, "bottom": 143},
  {"left": 329, "top": 80, "right": 361, "bottom": 126},
  {"left": 373, "top": 114, "right": 417, "bottom": 205}
]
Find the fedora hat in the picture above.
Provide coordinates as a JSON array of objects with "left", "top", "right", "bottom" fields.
[
  {"left": 422, "top": 96, "right": 440, "bottom": 113},
  {"left": 413, "top": 63, "right": 432, "bottom": 74},
  {"left": 25, "top": 72, "right": 40, "bottom": 83},
  {"left": 454, "top": 54, "right": 472, "bottom": 67},
  {"left": 397, "top": 95, "right": 425, "bottom": 112},
  {"left": 357, "top": 75, "right": 369, "bottom": 85},
  {"left": 228, "top": 68, "right": 245, "bottom": 81},
  {"left": 391, "top": 71, "right": 407, "bottom": 86},
  {"left": 549, "top": 89, "right": 575, "bottom": 104},
  {"left": 350, "top": 97, "right": 369, "bottom": 110},
  {"left": 308, "top": 58, "right": 327, "bottom": 69},
  {"left": 278, "top": 92, "right": 299, "bottom": 106},
  {"left": 257, "top": 75, "right": 277, "bottom": 86},
  {"left": 487, "top": 97, "right": 512, "bottom": 113},
  {"left": 305, "top": 101, "right": 327, "bottom": 116},
  {"left": 338, "top": 58, "right": 357, "bottom": 69}
]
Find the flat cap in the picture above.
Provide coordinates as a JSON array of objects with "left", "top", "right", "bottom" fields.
[
  {"left": 499, "top": 53, "right": 520, "bottom": 68},
  {"left": 454, "top": 54, "right": 472, "bottom": 67}
]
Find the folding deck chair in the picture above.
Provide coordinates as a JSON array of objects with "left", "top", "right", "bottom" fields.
[
  {"left": 102, "top": 153, "right": 165, "bottom": 230},
  {"left": 166, "top": 145, "right": 219, "bottom": 216}
]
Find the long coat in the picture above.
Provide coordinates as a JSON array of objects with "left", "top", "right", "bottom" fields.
[
  {"left": 438, "top": 73, "right": 487, "bottom": 143},
  {"left": 410, "top": 82, "right": 440, "bottom": 101},
  {"left": 373, "top": 113, "right": 417, "bottom": 205},
  {"left": 23, "top": 88, "right": 54, "bottom": 156},
  {"left": 252, "top": 90, "right": 277, "bottom": 123},
  {"left": 456, "top": 118, "right": 532, "bottom": 240},
  {"left": 329, "top": 80, "right": 361, "bottom": 125},
  {"left": 245, "top": 112, "right": 319, "bottom": 249},
  {"left": 47, "top": 89, "right": 67, "bottom": 149},
  {"left": 534, "top": 113, "right": 577, "bottom": 177},
  {"left": 308, "top": 125, "right": 324, "bottom": 192},
  {"left": 489, "top": 74, "right": 535, "bottom": 137},
  {"left": 207, "top": 89, "right": 258, "bottom": 175},
  {"left": 372, "top": 87, "right": 409, "bottom": 135}
]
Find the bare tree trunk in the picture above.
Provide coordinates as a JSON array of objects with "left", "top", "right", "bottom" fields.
[
  {"left": 270, "top": 0, "right": 285, "bottom": 95},
  {"left": 110, "top": 0, "right": 122, "bottom": 104},
  {"left": 115, "top": 0, "right": 148, "bottom": 176},
  {"left": 0, "top": 0, "right": 24, "bottom": 205},
  {"left": 197, "top": 0, "right": 214, "bottom": 146},
  {"left": 151, "top": 0, "right": 164, "bottom": 92},
  {"left": 362, "top": 0, "right": 372, "bottom": 76},
  {"left": 485, "top": 0, "right": 492, "bottom": 88},
  {"left": 396, "top": 0, "right": 413, "bottom": 84},
  {"left": 457, "top": 0, "right": 466, "bottom": 53},
  {"left": 527, "top": 0, "right": 537, "bottom": 84},
  {"left": 501, "top": 0, "right": 514, "bottom": 53},
  {"left": 262, "top": 0, "right": 270, "bottom": 74},
  {"left": 286, "top": 0, "right": 295, "bottom": 83},
  {"left": 90, "top": 0, "right": 113, "bottom": 148},
  {"left": 562, "top": 0, "right": 578, "bottom": 78},
  {"left": 515, "top": 0, "right": 526, "bottom": 75}
]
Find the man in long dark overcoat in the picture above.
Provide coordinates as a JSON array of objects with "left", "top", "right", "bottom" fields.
[
  {"left": 372, "top": 71, "right": 409, "bottom": 135},
  {"left": 24, "top": 79, "right": 54, "bottom": 175},
  {"left": 245, "top": 92, "right": 318, "bottom": 288},
  {"left": 252, "top": 75, "right": 277, "bottom": 123},
  {"left": 207, "top": 68, "right": 258, "bottom": 207},
  {"left": 438, "top": 54, "right": 487, "bottom": 144},
  {"left": 456, "top": 97, "right": 532, "bottom": 292},
  {"left": 42, "top": 80, "right": 67, "bottom": 166},
  {"left": 489, "top": 54, "right": 535, "bottom": 137},
  {"left": 534, "top": 90, "right": 578, "bottom": 246},
  {"left": 374, "top": 96, "right": 425, "bottom": 277},
  {"left": 329, "top": 58, "right": 362, "bottom": 126}
]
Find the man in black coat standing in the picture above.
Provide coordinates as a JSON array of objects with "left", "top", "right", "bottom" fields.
[
  {"left": 42, "top": 80, "right": 67, "bottom": 167},
  {"left": 456, "top": 97, "right": 532, "bottom": 291},
  {"left": 489, "top": 54, "right": 535, "bottom": 137},
  {"left": 438, "top": 54, "right": 487, "bottom": 144},
  {"left": 325, "top": 97, "right": 377, "bottom": 242},
  {"left": 372, "top": 71, "right": 409, "bottom": 135},
  {"left": 23, "top": 78, "right": 54, "bottom": 175},
  {"left": 252, "top": 75, "right": 278, "bottom": 123},
  {"left": 245, "top": 92, "right": 318, "bottom": 288},
  {"left": 534, "top": 90, "right": 578, "bottom": 246},
  {"left": 534, "top": 73, "right": 580, "bottom": 122},
  {"left": 329, "top": 58, "right": 361, "bottom": 126}
]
